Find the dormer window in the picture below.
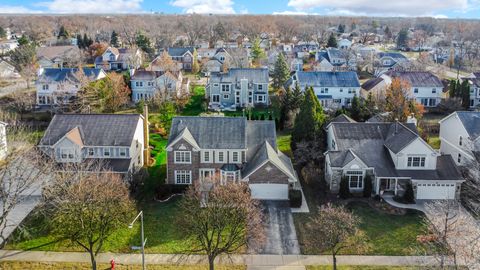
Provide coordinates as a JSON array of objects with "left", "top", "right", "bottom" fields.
[
  {"left": 120, "top": 148, "right": 127, "bottom": 157},
  {"left": 109, "top": 54, "right": 116, "bottom": 61},
  {"left": 407, "top": 156, "right": 425, "bottom": 167}
]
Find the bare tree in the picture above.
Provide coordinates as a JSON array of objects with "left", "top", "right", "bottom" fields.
[
  {"left": 44, "top": 163, "right": 135, "bottom": 270},
  {"left": 176, "top": 179, "right": 265, "bottom": 270},
  {"left": 5, "top": 91, "right": 35, "bottom": 120}
]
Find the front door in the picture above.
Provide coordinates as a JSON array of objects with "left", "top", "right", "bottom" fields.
[{"left": 380, "top": 178, "right": 395, "bottom": 191}]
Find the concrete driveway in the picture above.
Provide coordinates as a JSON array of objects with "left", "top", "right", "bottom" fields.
[{"left": 256, "top": 201, "right": 300, "bottom": 255}]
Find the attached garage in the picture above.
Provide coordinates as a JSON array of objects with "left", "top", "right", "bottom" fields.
[
  {"left": 249, "top": 184, "right": 289, "bottom": 200},
  {"left": 415, "top": 183, "right": 457, "bottom": 200}
]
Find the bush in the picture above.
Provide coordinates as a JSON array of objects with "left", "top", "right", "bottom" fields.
[
  {"left": 339, "top": 176, "right": 351, "bottom": 199},
  {"left": 403, "top": 183, "right": 415, "bottom": 204},
  {"left": 155, "top": 184, "right": 189, "bottom": 200},
  {"left": 289, "top": 189, "right": 302, "bottom": 208},
  {"left": 363, "top": 175, "right": 372, "bottom": 198}
]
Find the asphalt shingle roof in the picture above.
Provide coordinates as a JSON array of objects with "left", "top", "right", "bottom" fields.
[
  {"left": 167, "top": 47, "right": 194, "bottom": 57},
  {"left": 296, "top": 71, "right": 360, "bottom": 88},
  {"left": 456, "top": 111, "right": 480, "bottom": 140},
  {"left": 40, "top": 114, "right": 142, "bottom": 147},
  {"left": 389, "top": 71, "right": 443, "bottom": 88},
  {"left": 209, "top": 68, "right": 269, "bottom": 84},
  {"left": 39, "top": 68, "right": 103, "bottom": 83}
]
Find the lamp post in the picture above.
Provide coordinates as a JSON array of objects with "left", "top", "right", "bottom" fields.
[{"left": 129, "top": 211, "right": 146, "bottom": 270}]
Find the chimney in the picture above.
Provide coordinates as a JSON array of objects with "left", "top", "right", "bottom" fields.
[
  {"left": 406, "top": 113, "right": 418, "bottom": 126},
  {"left": 394, "top": 118, "right": 399, "bottom": 134},
  {"left": 143, "top": 104, "right": 150, "bottom": 167}
]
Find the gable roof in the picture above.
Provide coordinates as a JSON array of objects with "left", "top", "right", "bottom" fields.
[
  {"left": 361, "top": 76, "right": 384, "bottom": 91},
  {"left": 36, "top": 45, "right": 79, "bottom": 60},
  {"left": 63, "top": 127, "right": 84, "bottom": 147},
  {"left": 330, "top": 114, "right": 357, "bottom": 123},
  {"left": 377, "top": 52, "right": 408, "bottom": 61},
  {"left": 295, "top": 71, "right": 360, "bottom": 88},
  {"left": 388, "top": 71, "right": 443, "bottom": 88},
  {"left": 167, "top": 47, "right": 195, "bottom": 57},
  {"left": 131, "top": 70, "right": 157, "bottom": 80},
  {"left": 39, "top": 68, "right": 104, "bottom": 83},
  {"left": 40, "top": 114, "right": 142, "bottom": 147},
  {"left": 209, "top": 68, "right": 269, "bottom": 84},
  {"left": 456, "top": 111, "right": 480, "bottom": 140}
]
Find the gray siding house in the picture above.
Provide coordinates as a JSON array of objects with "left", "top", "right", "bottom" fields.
[
  {"left": 206, "top": 68, "right": 269, "bottom": 111},
  {"left": 38, "top": 114, "right": 147, "bottom": 176},
  {"left": 166, "top": 116, "right": 298, "bottom": 200}
]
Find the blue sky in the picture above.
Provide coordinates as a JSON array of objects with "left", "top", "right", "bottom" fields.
[{"left": 0, "top": 0, "right": 479, "bottom": 18}]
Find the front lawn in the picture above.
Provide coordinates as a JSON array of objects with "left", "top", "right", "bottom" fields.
[
  {"left": 181, "top": 86, "right": 206, "bottom": 116},
  {"left": 6, "top": 197, "right": 192, "bottom": 254},
  {"left": 276, "top": 132, "right": 292, "bottom": 158},
  {"left": 0, "top": 262, "right": 245, "bottom": 270}
]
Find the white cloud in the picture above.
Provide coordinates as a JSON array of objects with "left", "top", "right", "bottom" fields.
[
  {"left": 273, "top": 10, "right": 312, "bottom": 15},
  {"left": 37, "top": 0, "right": 143, "bottom": 13},
  {"left": 0, "top": 5, "right": 41, "bottom": 13},
  {"left": 287, "top": 0, "right": 470, "bottom": 16},
  {"left": 170, "top": 0, "right": 236, "bottom": 14}
]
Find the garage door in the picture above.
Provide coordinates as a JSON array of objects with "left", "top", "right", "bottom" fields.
[
  {"left": 416, "top": 183, "right": 456, "bottom": 200},
  {"left": 249, "top": 184, "right": 289, "bottom": 200}
]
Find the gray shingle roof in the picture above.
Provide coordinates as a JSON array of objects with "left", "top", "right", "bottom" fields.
[
  {"left": 209, "top": 68, "right": 269, "bottom": 84},
  {"left": 39, "top": 68, "right": 103, "bottom": 83},
  {"left": 456, "top": 111, "right": 480, "bottom": 140},
  {"left": 378, "top": 52, "right": 408, "bottom": 61},
  {"left": 389, "top": 71, "right": 443, "bottom": 88},
  {"left": 131, "top": 70, "right": 157, "bottom": 80},
  {"left": 330, "top": 114, "right": 357, "bottom": 123},
  {"left": 361, "top": 77, "right": 384, "bottom": 91},
  {"left": 296, "top": 71, "right": 360, "bottom": 88},
  {"left": 167, "top": 47, "right": 195, "bottom": 57},
  {"left": 40, "top": 114, "right": 142, "bottom": 147},
  {"left": 396, "top": 155, "right": 463, "bottom": 180}
]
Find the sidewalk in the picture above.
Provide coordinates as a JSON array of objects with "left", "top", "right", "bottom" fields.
[{"left": 0, "top": 250, "right": 437, "bottom": 267}]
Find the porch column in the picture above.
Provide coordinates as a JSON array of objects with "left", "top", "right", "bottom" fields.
[
  {"left": 375, "top": 177, "right": 380, "bottom": 194},
  {"left": 394, "top": 178, "right": 398, "bottom": 196}
]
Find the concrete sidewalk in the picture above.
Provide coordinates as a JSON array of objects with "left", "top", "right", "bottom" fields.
[{"left": 0, "top": 250, "right": 437, "bottom": 267}]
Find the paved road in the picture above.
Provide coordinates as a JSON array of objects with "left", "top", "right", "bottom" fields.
[
  {"left": 256, "top": 201, "right": 300, "bottom": 255},
  {"left": 0, "top": 250, "right": 441, "bottom": 267}
]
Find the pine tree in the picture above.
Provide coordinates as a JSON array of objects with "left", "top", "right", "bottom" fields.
[
  {"left": 461, "top": 80, "right": 471, "bottom": 109},
  {"left": 363, "top": 175, "right": 372, "bottom": 198},
  {"left": 327, "top": 33, "right": 338, "bottom": 48},
  {"left": 337, "top": 24, "right": 345, "bottom": 33},
  {"left": 396, "top": 29, "right": 409, "bottom": 49},
  {"left": 111, "top": 31, "right": 119, "bottom": 47},
  {"left": 0, "top": 26, "right": 6, "bottom": 39},
  {"left": 403, "top": 183, "right": 415, "bottom": 203},
  {"left": 291, "top": 83, "right": 303, "bottom": 110},
  {"left": 280, "top": 86, "right": 293, "bottom": 130},
  {"left": 449, "top": 79, "right": 457, "bottom": 98},
  {"left": 251, "top": 38, "right": 266, "bottom": 67},
  {"left": 192, "top": 49, "right": 200, "bottom": 74},
  {"left": 292, "top": 87, "right": 325, "bottom": 143},
  {"left": 83, "top": 33, "right": 92, "bottom": 48},
  {"left": 76, "top": 34, "right": 83, "bottom": 49},
  {"left": 272, "top": 53, "right": 290, "bottom": 90},
  {"left": 58, "top": 25, "right": 69, "bottom": 39},
  {"left": 136, "top": 32, "right": 154, "bottom": 55},
  {"left": 350, "top": 95, "right": 361, "bottom": 121}
]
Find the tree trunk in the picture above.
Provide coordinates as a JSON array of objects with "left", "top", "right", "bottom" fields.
[
  {"left": 208, "top": 255, "right": 215, "bottom": 270},
  {"left": 89, "top": 250, "right": 97, "bottom": 270},
  {"left": 333, "top": 253, "right": 337, "bottom": 270}
]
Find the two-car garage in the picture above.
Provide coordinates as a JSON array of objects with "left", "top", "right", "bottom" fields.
[
  {"left": 249, "top": 184, "right": 289, "bottom": 200},
  {"left": 415, "top": 182, "right": 458, "bottom": 200}
]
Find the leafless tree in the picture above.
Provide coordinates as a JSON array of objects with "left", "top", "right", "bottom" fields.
[{"left": 176, "top": 179, "right": 265, "bottom": 270}]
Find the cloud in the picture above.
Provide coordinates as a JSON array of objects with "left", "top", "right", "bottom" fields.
[
  {"left": 170, "top": 0, "right": 236, "bottom": 14},
  {"left": 37, "top": 0, "right": 143, "bottom": 13},
  {"left": 273, "top": 10, "right": 313, "bottom": 15},
  {"left": 0, "top": 5, "right": 41, "bottom": 13},
  {"left": 287, "top": 0, "right": 470, "bottom": 16}
]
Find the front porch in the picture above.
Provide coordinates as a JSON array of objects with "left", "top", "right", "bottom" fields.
[{"left": 375, "top": 177, "right": 411, "bottom": 197}]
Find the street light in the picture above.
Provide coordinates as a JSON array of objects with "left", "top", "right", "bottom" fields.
[{"left": 129, "top": 211, "right": 146, "bottom": 270}]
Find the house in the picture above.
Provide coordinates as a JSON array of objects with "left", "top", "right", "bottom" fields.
[
  {"left": 462, "top": 72, "right": 480, "bottom": 108},
  {"left": 131, "top": 70, "right": 190, "bottom": 102},
  {"left": 94, "top": 47, "right": 141, "bottom": 71},
  {"left": 165, "top": 47, "right": 195, "bottom": 72},
  {"left": 287, "top": 71, "right": 361, "bottom": 109},
  {"left": 38, "top": 113, "right": 147, "bottom": 176},
  {"left": 202, "top": 59, "right": 223, "bottom": 76},
  {"left": 0, "top": 122, "right": 7, "bottom": 160},
  {"left": 294, "top": 43, "right": 318, "bottom": 58},
  {"left": 291, "top": 58, "right": 304, "bottom": 72},
  {"left": 0, "top": 60, "right": 20, "bottom": 78},
  {"left": 325, "top": 118, "right": 464, "bottom": 200},
  {"left": 36, "top": 45, "right": 81, "bottom": 68},
  {"left": 35, "top": 68, "right": 106, "bottom": 106},
  {"left": 360, "top": 74, "right": 392, "bottom": 100},
  {"left": 206, "top": 68, "right": 269, "bottom": 111},
  {"left": 375, "top": 52, "right": 410, "bottom": 76},
  {"left": 325, "top": 48, "right": 357, "bottom": 70},
  {"left": 0, "top": 40, "right": 18, "bottom": 54},
  {"left": 338, "top": 39, "right": 352, "bottom": 50},
  {"left": 439, "top": 111, "right": 480, "bottom": 166},
  {"left": 166, "top": 116, "right": 299, "bottom": 200},
  {"left": 197, "top": 48, "right": 217, "bottom": 60}
]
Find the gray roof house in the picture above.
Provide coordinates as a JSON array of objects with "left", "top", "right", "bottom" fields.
[
  {"left": 206, "top": 68, "right": 269, "bottom": 111},
  {"left": 166, "top": 116, "right": 298, "bottom": 200},
  {"left": 287, "top": 71, "right": 361, "bottom": 109},
  {"left": 95, "top": 47, "right": 142, "bottom": 71},
  {"left": 375, "top": 52, "right": 410, "bottom": 76},
  {"left": 38, "top": 114, "right": 147, "bottom": 175},
  {"left": 325, "top": 118, "right": 464, "bottom": 200},
  {"left": 36, "top": 45, "right": 81, "bottom": 68}
]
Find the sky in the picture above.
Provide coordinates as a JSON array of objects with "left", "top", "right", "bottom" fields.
[{"left": 0, "top": 0, "right": 479, "bottom": 18}]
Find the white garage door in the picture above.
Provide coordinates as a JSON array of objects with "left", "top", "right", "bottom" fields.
[
  {"left": 416, "top": 183, "right": 456, "bottom": 200},
  {"left": 249, "top": 184, "right": 289, "bottom": 200}
]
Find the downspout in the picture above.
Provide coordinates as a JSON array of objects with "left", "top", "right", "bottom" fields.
[{"left": 143, "top": 104, "right": 150, "bottom": 167}]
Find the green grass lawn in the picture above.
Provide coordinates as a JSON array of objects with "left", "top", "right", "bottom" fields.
[
  {"left": 276, "top": 132, "right": 292, "bottom": 158},
  {"left": 6, "top": 197, "right": 192, "bottom": 254},
  {"left": 181, "top": 86, "right": 206, "bottom": 116},
  {"left": 427, "top": 136, "right": 441, "bottom": 149}
]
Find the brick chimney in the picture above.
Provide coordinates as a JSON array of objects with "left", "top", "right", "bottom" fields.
[{"left": 143, "top": 104, "right": 150, "bottom": 167}]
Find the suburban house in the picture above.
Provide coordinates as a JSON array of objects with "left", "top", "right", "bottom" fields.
[
  {"left": 166, "top": 116, "right": 299, "bottom": 200},
  {"left": 374, "top": 52, "right": 410, "bottom": 76},
  {"left": 36, "top": 45, "right": 81, "bottom": 68},
  {"left": 463, "top": 72, "right": 480, "bottom": 108},
  {"left": 0, "top": 40, "right": 19, "bottom": 55},
  {"left": 35, "top": 67, "right": 107, "bottom": 107},
  {"left": 338, "top": 39, "right": 353, "bottom": 50},
  {"left": 206, "top": 68, "right": 269, "bottom": 111},
  {"left": 294, "top": 43, "right": 319, "bottom": 58},
  {"left": 0, "top": 60, "right": 19, "bottom": 78},
  {"left": 439, "top": 111, "right": 480, "bottom": 166},
  {"left": 315, "top": 48, "right": 356, "bottom": 71},
  {"left": 166, "top": 47, "right": 195, "bottom": 72},
  {"left": 287, "top": 71, "right": 361, "bottom": 109},
  {"left": 361, "top": 71, "right": 444, "bottom": 107},
  {"left": 130, "top": 70, "right": 190, "bottom": 102},
  {"left": 325, "top": 118, "right": 464, "bottom": 200},
  {"left": 38, "top": 113, "right": 147, "bottom": 176},
  {"left": 0, "top": 121, "right": 7, "bottom": 160},
  {"left": 94, "top": 47, "right": 142, "bottom": 71}
]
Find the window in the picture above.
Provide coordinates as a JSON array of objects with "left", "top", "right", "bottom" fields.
[
  {"left": 459, "top": 136, "right": 463, "bottom": 146},
  {"left": 104, "top": 148, "right": 110, "bottom": 157},
  {"left": 321, "top": 88, "right": 329, "bottom": 94},
  {"left": 212, "top": 95, "right": 220, "bottom": 102},
  {"left": 256, "top": 95, "right": 265, "bottom": 103},
  {"left": 120, "top": 148, "right": 127, "bottom": 157},
  {"left": 223, "top": 94, "right": 230, "bottom": 99},
  {"left": 147, "top": 81, "right": 154, "bottom": 87},
  {"left": 258, "top": 84, "right": 263, "bottom": 91},
  {"left": 432, "top": 88, "right": 437, "bottom": 93},
  {"left": 42, "top": 84, "right": 49, "bottom": 90},
  {"left": 200, "top": 169, "right": 215, "bottom": 182},
  {"left": 88, "top": 148, "right": 95, "bottom": 156},
  {"left": 346, "top": 171, "right": 363, "bottom": 189},
  {"left": 231, "top": 151, "right": 240, "bottom": 163},
  {"left": 414, "top": 88, "right": 419, "bottom": 93},
  {"left": 175, "top": 170, "right": 192, "bottom": 184},
  {"left": 174, "top": 151, "right": 191, "bottom": 164},
  {"left": 213, "top": 83, "right": 219, "bottom": 87},
  {"left": 428, "top": 99, "right": 436, "bottom": 107},
  {"left": 221, "top": 84, "right": 230, "bottom": 92},
  {"left": 135, "top": 81, "right": 143, "bottom": 87},
  {"left": 471, "top": 99, "right": 475, "bottom": 107},
  {"left": 458, "top": 153, "right": 462, "bottom": 163},
  {"left": 202, "top": 150, "right": 211, "bottom": 163},
  {"left": 407, "top": 156, "right": 426, "bottom": 167},
  {"left": 216, "top": 151, "right": 226, "bottom": 163},
  {"left": 339, "top": 88, "right": 343, "bottom": 92},
  {"left": 60, "top": 148, "right": 74, "bottom": 159},
  {"left": 333, "top": 99, "right": 341, "bottom": 103}
]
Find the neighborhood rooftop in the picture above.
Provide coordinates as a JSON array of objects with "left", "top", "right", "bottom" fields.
[
  {"left": 209, "top": 68, "right": 269, "bottom": 83},
  {"left": 296, "top": 71, "right": 360, "bottom": 88},
  {"left": 388, "top": 71, "right": 444, "bottom": 88},
  {"left": 39, "top": 67, "right": 103, "bottom": 82}
]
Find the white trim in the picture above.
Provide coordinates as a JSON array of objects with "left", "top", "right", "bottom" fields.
[
  {"left": 174, "top": 170, "right": 192, "bottom": 184},
  {"left": 215, "top": 150, "right": 227, "bottom": 163},
  {"left": 174, "top": 151, "right": 192, "bottom": 164}
]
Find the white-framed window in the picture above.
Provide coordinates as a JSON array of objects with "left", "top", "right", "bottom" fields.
[
  {"left": 407, "top": 156, "right": 426, "bottom": 167},
  {"left": 223, "top": 94, "right": 229, "bottom": 99},
  {"left": 199, "top": 168, "right": 215, "bottom": 182},
  {"left": 104, "top": 148, "right": 110, "bottom": 157},
  {"left": 42, "top": 84, "right": 49, "bottom": 90},
  {"left": 175, "top": 170, "right": 192, "bottom": 184},
  {"left": 339, "top": 88, "right": 343, "bottom": 92},
  {"left": 120, "top": 148, "right": 127, "bottom": 157},
  {"left": 459, "top": 136, "right": 463, "bottom": 146},
  {"left": 212, "top": 94, "right": 220, "bottom": 102},
  {"left": 258, "top": 84, "right": 263, "bottom": 91},
  {"left": 174, "top": 151, "right": 191, "bottom": 164},
  {"left": 213, "top": 83, "right": 219, "bottom": 87},
  {"left": 88, "top": 148, "right": 95, "bottom": 156},
  {"left": 135, "top": 81, "right": 143, "bottom": 87},
  {"left": 432, "top": 88, "right": 437, "bottom": 93},
  {"left": 201, "top": 150, "right": 212, "bottom": 163},
  {"left": 60, "top": 148, "right": 75, "bottom": 160},
  {"left": 230, "top": 151, "right": 241, "bottom": 163},
  {"left": 414, "top": 88, "right": 419, "bottom": 93},
  {"left": 147, "top": 81, "right": 154, "bottom": 87},
  {"left": 346, "top": 171, "right": 363, "bottom": 189},
  {"left": 216, "top": 150, "right": 226, "bottom": 163},
  {"left": 221, "top": 84, "right": 230, "bottom": 92},
  {"left": 256, "top": 95, "right": 266, "bottom": 103}
]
